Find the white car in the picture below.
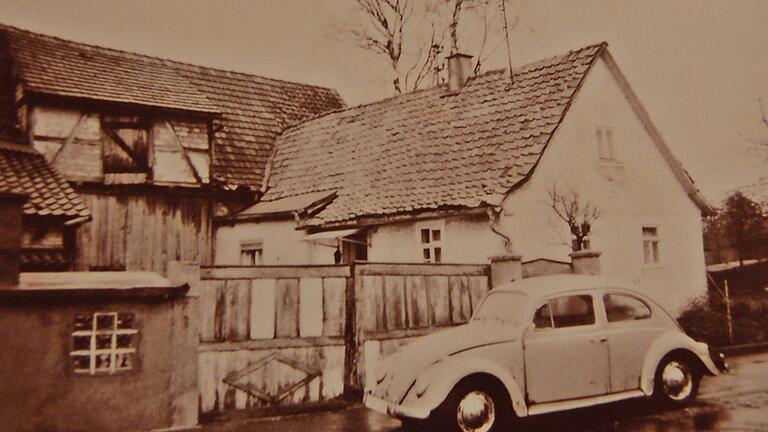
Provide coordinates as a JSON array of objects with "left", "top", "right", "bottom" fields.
[{"left": 364, "top": 275, "right": 727, "bottom": 432}]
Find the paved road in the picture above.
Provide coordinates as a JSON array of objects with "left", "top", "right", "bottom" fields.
[{"left": 204, "top": 351, "right": 768, "bottom": 431}]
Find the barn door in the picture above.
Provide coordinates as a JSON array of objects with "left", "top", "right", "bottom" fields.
[{"left": 101, "top": 116, "right": 150, "bottom": 175}]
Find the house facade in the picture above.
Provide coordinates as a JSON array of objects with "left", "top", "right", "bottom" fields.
[
  {"left": 0, "top": 24, "right": 344, "bottom": 274},
  {"left": 216, "top": 44, "right": 714, "bottom": 313}
]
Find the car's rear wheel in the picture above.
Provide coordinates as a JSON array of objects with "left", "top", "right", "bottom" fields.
[
  {"left": 431, "top": 377, "right": 511, "bottom": 432},
  {"left": 653, "top": 353, "right": 701, "bottom": 405}
]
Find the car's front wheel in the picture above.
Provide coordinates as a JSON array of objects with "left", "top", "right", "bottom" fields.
[
  {"left": 653, "top": 353, "right": 701, "bottom": 405},
  {"left": 431, "top": 377, "right": 511, "bottom": 432}
]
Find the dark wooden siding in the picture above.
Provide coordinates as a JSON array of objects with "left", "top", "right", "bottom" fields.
[{"left": 74, "top": 190, "right": 213, "bottom": 275}]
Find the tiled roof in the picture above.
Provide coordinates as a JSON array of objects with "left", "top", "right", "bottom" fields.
[
  {"left": 0, "top": 24, "right": 345, "bottom": 189},
  {"left": 238, "top": 191, "right": 336, "bottom": 217},
  {"left": 0, "top": 139, "right": 89, "bottom": 219},
  {"left": 263, "top": 44, "right": 606, "bottom": 226}
]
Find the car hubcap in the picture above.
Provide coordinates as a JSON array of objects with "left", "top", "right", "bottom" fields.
[
  {"left": 457, "top": 390, "right": 495, "bottom": 432},
  {"left": 662, "top": 361, "right": 693, "bottom": 400}
]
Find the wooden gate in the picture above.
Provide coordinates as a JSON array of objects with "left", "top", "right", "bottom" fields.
[{"left": 194, "top": 262, "right": 490, "bottom": 414}]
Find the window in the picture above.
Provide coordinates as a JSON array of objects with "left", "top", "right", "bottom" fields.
[
  {"left": 472, "top": 292, "right": 529, "bottom": 326},
  {"left": 604, "top": 294, "right": 651, "bottom": 322},
  {"left": 642, "top": 226, "right": 660, "bottom": 265},
  {"left": 71, "top": 312, "right": 137, "bottom": 375},
  {"left": 240, "top": 240, "right": 263, "bottom": 266},
  {"left": 596, "top": 126, "right": 617, "bottom": 161},
  {"left": 102, "top": 116, "right": 150, "bottom": 174},
  {"left": 533, "top": 295, "right": 595, "bottom": 329},
  {"left": 419, "top": 225, "right": 443, "bottom": 263}
]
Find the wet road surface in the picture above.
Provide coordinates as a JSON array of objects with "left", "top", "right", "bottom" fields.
[{"left": 203, "top": 351, "right": 768, "bottom": 431}]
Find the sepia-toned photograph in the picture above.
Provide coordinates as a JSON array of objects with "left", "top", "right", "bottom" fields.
[{"left": 0, "top": 1, "right": 766, "bottom": 431}]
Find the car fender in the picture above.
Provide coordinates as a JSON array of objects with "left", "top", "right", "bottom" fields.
[
  {"left": 403, "top": 354, "right": 528, "bottom": 418},
  {"left": 640, "top": 331, "right": 719, "bottom": 394}
]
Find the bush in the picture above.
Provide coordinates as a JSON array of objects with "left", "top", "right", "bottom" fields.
[{"left": 677, "top": 295, "right": 768, "bottom": 346}]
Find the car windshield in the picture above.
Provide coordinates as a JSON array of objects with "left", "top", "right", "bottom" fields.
[{"left": 472, "top": 291, "right": 529, "bottom": 326}]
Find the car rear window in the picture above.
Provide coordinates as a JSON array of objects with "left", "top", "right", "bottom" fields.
[
  {"left": 472, "top": 292, "right": 529, "bottom": 326},
  {"left": 604, "top": 294, "right": 651, "bottom": 322}
]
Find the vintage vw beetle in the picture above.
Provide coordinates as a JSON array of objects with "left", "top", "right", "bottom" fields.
[{"left": 364, "top": 275, "right": 727, "bottom": 431}]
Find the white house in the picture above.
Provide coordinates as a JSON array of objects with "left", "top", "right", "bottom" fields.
[{"left": 215, "top": 43, "right": 714, "bottom": 313}]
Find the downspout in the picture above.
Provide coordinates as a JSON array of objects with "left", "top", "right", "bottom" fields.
[{"left": 486, "top": 207, "right": 514, "bottom": 254}]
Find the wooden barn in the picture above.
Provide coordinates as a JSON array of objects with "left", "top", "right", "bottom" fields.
[{"left": 0, "top": 24, "right": 344, "bottom": 274}]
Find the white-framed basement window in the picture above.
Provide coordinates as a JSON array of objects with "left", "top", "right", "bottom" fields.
[
  {"left": 418, "top": 222, "right": 444, "bottom": 263},
  {"left": 642, "top": 226, "right": 661, "bottom": 266},
  {"left": 240, "top": 240, "right": 263, "bottom": 266},
  {"left": 71, "top": 312, "right": 138, "bottom": 375}
]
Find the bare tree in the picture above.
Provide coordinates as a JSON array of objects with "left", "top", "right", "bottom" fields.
[
  {"left": 341, "top": 0, "right": 520, "bottom": 94},
  {"left": 345, "top": 0, "right": 440, "bottom": 93},
  {"left": 548, "top": 185, "right": 601, "bottom": 252}
]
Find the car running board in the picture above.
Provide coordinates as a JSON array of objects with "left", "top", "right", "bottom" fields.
[{"left": 527, "top": 390, "right": 646, "bottom": 416}]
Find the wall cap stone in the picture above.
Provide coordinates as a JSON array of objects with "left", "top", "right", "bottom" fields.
[
  {"left": 489, "top": 254, "right": 523, "bottom": 262},
  {"left": 569, "top": 250, "right": 602, "bottom": 259}
]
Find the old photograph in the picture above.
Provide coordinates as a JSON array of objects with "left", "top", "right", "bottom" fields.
[{"left": 0, "top": 1, "right": 766, "bottom": 431}]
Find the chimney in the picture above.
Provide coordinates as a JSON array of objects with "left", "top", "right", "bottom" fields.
[
  {"left": 0, "top": 192, "right": 26, "bottom": 287},
  {"left": 447, "top": 53, "right": 473, "bottom": 93}
]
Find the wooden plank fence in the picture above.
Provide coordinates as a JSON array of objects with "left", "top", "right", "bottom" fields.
[
  {"left": 351, "top": 263, "right": 490, "bottom": 390},
  {"left": 194, "top": 262, "right": 490, "bottom": 414}
]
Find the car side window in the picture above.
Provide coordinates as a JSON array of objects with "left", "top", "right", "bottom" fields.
[
  {"left": 533, "top": 295, "right": 595, "bottom": 329},
  {"left": 604, "top": 294, "right": 651, "bottom": 322}
]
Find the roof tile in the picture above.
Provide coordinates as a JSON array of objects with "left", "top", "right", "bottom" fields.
[
  {"left": 0, "top": 24, "right": 345, "bottom": 190},
  {"left": 0, "top": 139, "right": 89, "bottom": 219},
  {"left": 262, "top": 43, "right": 605, "bottom": 226}
]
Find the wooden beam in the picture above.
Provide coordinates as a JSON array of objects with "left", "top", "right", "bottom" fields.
[
  {"left": 198, "top": 336, "right": 345, "bottom": 352},
  {"left": 200, "top": 265, "right": 351, "bottom": 280},
  {"left": 50, "top": 113, "right": 88, "bottom": 166},
  {"left": 356, "top": 262, "right": 489, "bottom": 276},
  {"left": 166, "top": 120, "right": 204, "bottom": 184}
]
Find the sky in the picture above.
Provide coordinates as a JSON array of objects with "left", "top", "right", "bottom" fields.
[{"left": 0, "top": 0, "right": 766, "bottom": 204}]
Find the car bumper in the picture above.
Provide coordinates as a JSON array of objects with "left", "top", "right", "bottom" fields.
[
  {"left": 363, "top": 392, "right": 430, "bottom": 420},
  {"left": 709, "top": 348, "right": 729, "bottom": 373}
]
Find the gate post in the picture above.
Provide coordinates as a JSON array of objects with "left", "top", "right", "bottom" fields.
[
  {"left": 342, "top": 263, "right": 361, "bottom": 398},
  {"left": 490, "top": 254, "right": 523, "bottom": 287},
  {"left": 167, "top": 261, "right": 201, "bottom": 428}
]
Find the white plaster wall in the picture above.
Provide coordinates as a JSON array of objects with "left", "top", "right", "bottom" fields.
[
  {"left": 496, "top": 55, "right": 707, "bottom": 313},
  {"left": 367, "top": 214, "right": 504, "bottom": 264},
  {"left": 214, "top": 219, "right": 335, "bottom": 265}
]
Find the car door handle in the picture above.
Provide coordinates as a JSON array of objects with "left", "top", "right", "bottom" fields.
[{"left": 590, "top": 337, "right": 607, "bottom": 343}]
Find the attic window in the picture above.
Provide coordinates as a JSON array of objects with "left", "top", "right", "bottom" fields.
[
  {"left": 596, "top": 127, "right": 617, "bottom": 161},
  {"left": 102, "top": 116, "right": 150, "bottom": 175}
]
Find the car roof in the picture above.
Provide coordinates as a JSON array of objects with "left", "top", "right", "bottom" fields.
[{"left": 493, "top": 274, "right": 635, "bottom": 300}]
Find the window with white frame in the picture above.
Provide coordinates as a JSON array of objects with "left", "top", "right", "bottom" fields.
[
  {"left": 240, "top": 240, "right": 263, "bottom": 266},
  {"left": 418, "top": 224, "right": 443, "bottom": 263},
  {"left": 596, "top": 126, "right": 617, "bottom": 161},
  {"left": 71, "top": 312, "right": 137, "bottom": 375},
  {"left": 642, "top": 226, "right": 661, "bottom": 265}
]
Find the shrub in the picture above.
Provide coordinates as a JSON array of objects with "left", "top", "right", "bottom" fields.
[{"left": 677, "top": 295, "right": 768, "bottom": 346}]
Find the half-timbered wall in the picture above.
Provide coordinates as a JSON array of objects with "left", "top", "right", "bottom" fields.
[
  {"left": 29, "top": 105, "right": 211, "bottom": 185},
  {"left": 26, "top": 104, "right": 216, "bottom": 275},
  {"left": 195, "top": 262, "right": 490, "bottom": 414}
]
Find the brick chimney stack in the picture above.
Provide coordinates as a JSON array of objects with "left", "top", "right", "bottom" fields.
[
  {"left": 0, "top": 192, "right": 26, "bottom": 287},
  {"left": 447, "top": 53, "right": 473, "bottom": 93}
]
